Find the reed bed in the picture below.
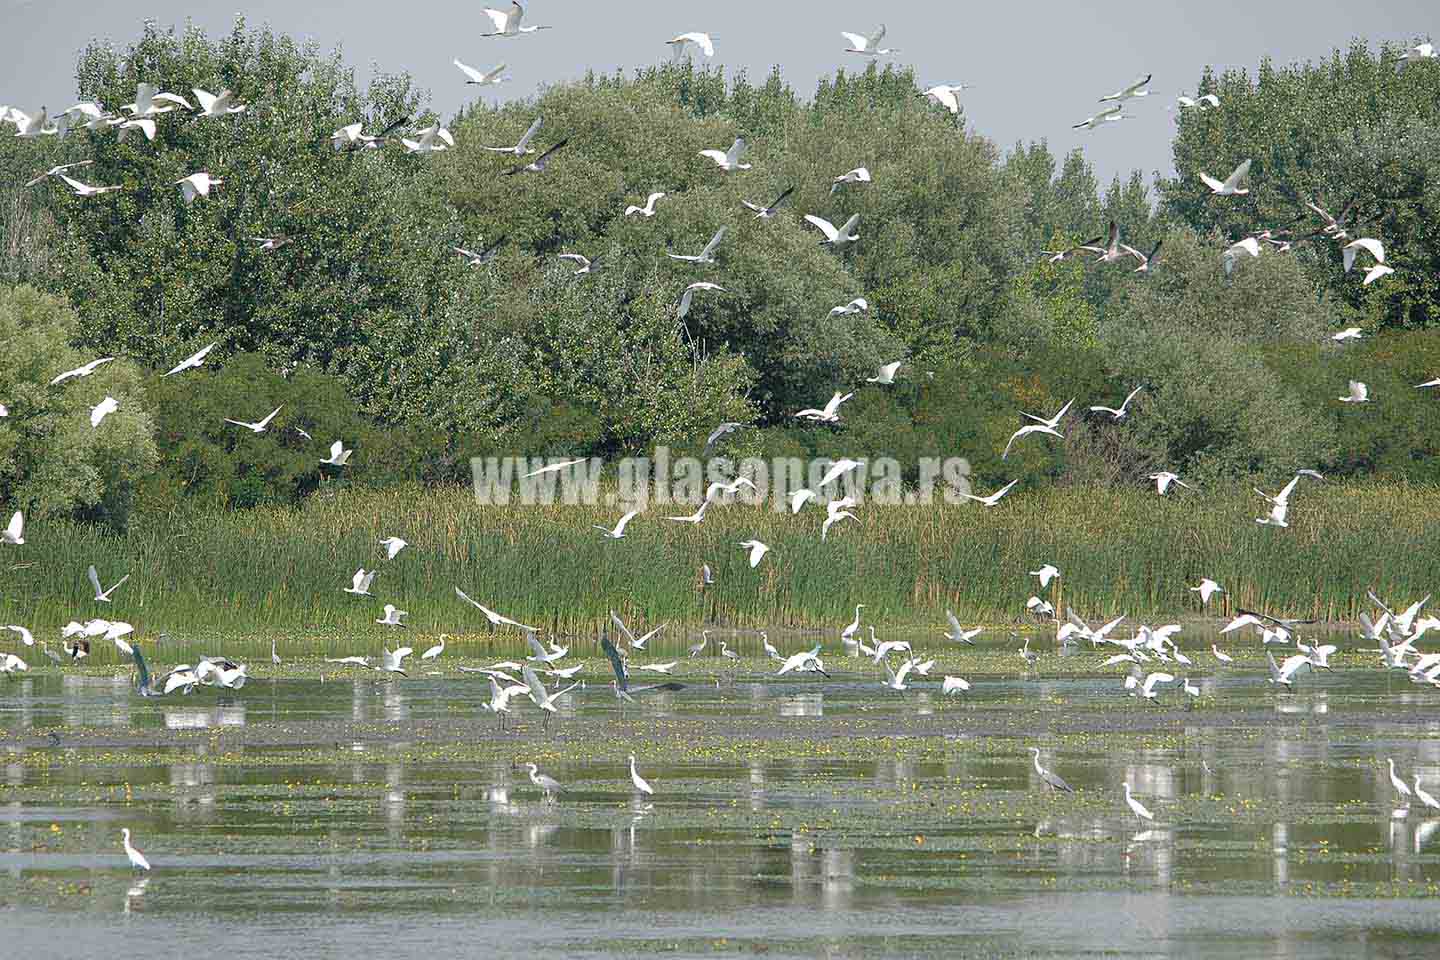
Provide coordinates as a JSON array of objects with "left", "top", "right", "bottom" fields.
[{"left": 2, "top": 481, "right": 1435, "bottom": 661}]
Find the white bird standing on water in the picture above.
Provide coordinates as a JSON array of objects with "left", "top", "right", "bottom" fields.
[
  {"left": 595, "top": 509, "right": 640, "bottom": 540},
  {"left": 1089, "top": 385, "right": 1144, "bottom": 420},
  {"left": 1211, "top": 644, "right": 1234, "bottom": 664},
  {"left": 625, "top": 191, "right": 666, "bottom": 217},
  {"left": 667, "top": 32, "right": 715, "bottom": 58},
  {"left": 667, "top": 226, "right": 727, "bottom": 264},
  {"left": 1199, "top": 159, "right": 1252, "bottom": 196},
  {"left": 481, "top": 2, "right": 551, "bottom": 37},
  {"left": 805, "top": 213, "right": 861, "bottom": 251},
  {"left": 840, "top": 604, "right": 865, "bottom": 647},
  {"left": 453, "top": 60, "right": 509, "bottom": 86},
  {"left": 225, "top": 405, "right": 282, "bottom": 433},
  {"left": 121, "top": 829, "right": 151, "bottom": 872},
  {"left": 90, "top": 396, "right": 118, "bottom": 428},
  {"left": 841, "top": 25, "right": 897, "bottom": 56},
  {"left": 2, "top": 511, "right": 22, "bottom": 545},
  {"left": 738, "top": 539, "right": 771, "bottom": 568},
  {"left": 1414, "top": 776, "right": 1440, "bottom": 810},
  {"left": 1389, "top": 759, "right": 1414, "bottom": 800},
  {"left": 628, "top": 754, "right": 654, "bottom": 795},
  {"left": 1122, "top": 782, "right": 1154, "bottom": 822},
  {"left": 698, "top": 138, "right": 750, "bottom": 171},
  {"left": 87, "top": 565, "right": 129, "bottom": 602}
]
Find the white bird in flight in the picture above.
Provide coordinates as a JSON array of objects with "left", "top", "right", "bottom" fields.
[
  {"left": 379, "top": 645, "right": 412, "bottom": 675},
  {"left": 1073, "top": 104, "right": 1125, "bottom": 130},
  {"left": 741, "top": 187, "right": 794, "bottom": 219},
  {"left": 1339, "top": 380, "right": 1369, "bottom": 404},
  {"left": 805, "top": 213, "right": 861, "bottom": 251},
  {"left": 87, "top": 564, "right": 130, "bottom": 602},
  {"left": 1148, "top": 472, "right": 1191, "bottom": 495},
  {"left": 830, "top": 297, "right": 869, "bottom": 317},
  {"left": 193, "top": 88, "right": 246, "bottom": 118},
  {"left": 1176, "top": 94, "right": 1220, "bottom": 110},
  {"left": 667, "top": 32, "right": 715, "bottom": 58},
  {"left": 922, "top": 84, "right": 968, "bottom": 114},
  {"left": 380, "top": 537, "right": 408, "bottom": 560},
  {"left": 1191, "top": 579, "right": 1224, "bottom": 604},
  {"left": 90, "top": 396, "right": 118, "bottom": 428},
  {"left": 224, "top": 405, "right": 282, "bottom": 433},
  {"left": 1089, "top": 385, "right": 1144, "bottom": 419},
  {"left": 376, "top": 605, "right": 408, "bottom": 627},
  {"left": 830, "top": 167, "right": 871, "bottom": 195},
  {"left": 961, "top": 478, "right": 1019, "bottom": 507},
  {"left": 455, "top": 587, "right": 537, "bottom": 631},
  {"left": 343, "top": 568, "right": 376, "bottom": 596},
  {"left": 1199, "top": 159, "right": 1252, "bottom": 196},
  {"left": 667, "top": 227, "right": 727, "bottom": 264},
  {"left": 625, "top": 191, "right": 665, "bottom": 217},
  {"left": 453, "top": 60, "right": 509, "bottom": 86},
  {"left": 794, "top": 391, "right": 853, "bottom": 423},
  {"left": 595, "top": 509, "right": 641, "bottom": 540},
  {"left": 866, "top": 361, "right": 902, "bottom": 385},
  {"left": 738, "top": 539, "right": 770, "bottom": 568},
  {"left": 1029, "top": 564, "right": 1059, "bottom": 588},
  {"left": 482, "top": 115, "right": 542, "bottom": 155},
  {"left": 481, "top": 2, "right": 550, "bottom": 37},
  {"left": 2, "top": 511, "right": 23, "bottom": 545},
  {"left": 50, "top": 357, "right": 113, "bottom": 385},
  {"left": 1100, "top": 74, "right": 1152, "bottom": 102},
  {"left": 57, "top": 174, "right": 121, "bottom": 198},
  {"left": 698, "top": 137, "right": 750, "bottom": 171},
  {"left": 677, "top": 281, "right": 724, "bottom": 319},
  {"left": 177, "top": 172, "right": 223, "bottom": 204},
  {"left": 162, "top": 342, "right": 218, "bottom": 377},
  {"left": 1002, "top": 423, "right": 1063, "bottom": 460},
  {"left": 557, "top": 253, "right": 602, "bottom": 276},
  {"left": 841, "top": 25, "right": 897, "bottom": 56}
]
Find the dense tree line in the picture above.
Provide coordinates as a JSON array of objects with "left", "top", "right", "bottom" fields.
[{"left": 2, "top": 19, "right": 1438, "bottom": 522}]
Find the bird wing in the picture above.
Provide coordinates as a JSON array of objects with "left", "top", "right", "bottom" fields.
[
  {"left": 838, "top": 214, "right": 861, "bottom": 237},
  {"left": 87, "top": 565, "right": 102, "bottom": 596},
  {"left": 804, "top": 214, "right": 838, "bottom": 240},
  {"left": 698, "top": 149, "right": 729, "bottom": 164},
  {"left": 536, "top": 138, "right": 569, "bottom": 164},
  {"left": 453, "top": 60, "right": 485, "bottom": 82},
  {"left": 599, "top": 631, "right": 628, "bottom": 692},
  {"left": 1223, "top": 159, "right": 1252, "bottom": 190},
  {"left": 515, "top": 115, "right": 543, "bottom": 151},
  {"left": 521, "top": 664, "right": 550, "bottom": 705},
  {"left": 130, "top": 644, "right": 152, "bottom": 693},
  {"left": 1198, "top": 172, "right": 1225, "bottom": 192},
  {"left": 768, "top": 186, "right": 794, "bottom": 211},
  {"left": 557, "top": 253, "right": 589, "bottom": 266},
  {"left": 700, "top": 226, "right": 728, "bottom": 258},
  {"left": 840, "top": 32, "right": 868, "bottom": 49},
  {"left": 482, "top": 7, "right": 509, "bottom": 31}
]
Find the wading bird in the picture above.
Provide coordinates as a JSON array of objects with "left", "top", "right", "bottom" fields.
[
  {"left": 667, "top": 32, "right": 715, "bottom": 58},
  {"left": 177, "top": 172, "right": 222, "bottom": 204},
  {"left": 90, "top": 396, "right": 117, "bottom": 428},
  {"left": 944, "top": 611, "right": 981, "bottom": 645},
  {"left": 50, "top": 357, "right": 113, "bottom": 385},
  {"left": 595, "top": 509, "right": 640, "bottom": 540},
  {"left": 121, "top": 829, "right": 151, "bottom": 872},
  {"left": 1191, "top": 579, "right": 1224, "bottom": 604},
  {"left": 1089, "top": 386, "right": 1144, "bottom": 420},
  {"left": 922, "top": 84, "right": 969, "bottom": 114},
  {"left": 1122, "top": 782, "right": 1154, "bottom": 822},
  {"left": 795, "top": 390, "right": 853, "bottom": 423},
  {"left": 225, "top": 405, "right": 283, "bottom": 433},
  {"left": 525, "top": 762, "right": 564, "bottom": 801},
  {"left": 1030, "top": 748, "right": 1074, "bottom": 792},
  {"left": 841, "top": 25, "right": 897, "bottom": 56},
  {"left": 866, "top": 361, "right": 902, "bottom": 384},
  {"left": 738, "top": 539, "right": 770, "bottom": 568},
  {"left": 455, "top": 587, "right": 537, "bottom": 631},
  {"left": 344, "top": 569, "right": 376, "bottom": 596},
  {"left": 629, "top": 754, "right": 654, "bottom": 795},
  {"left": 162, "top": 342, "right": 217, "bottom": 377},
  {"left": 961, "top": 478, "right": 1019, "bottom": 507}
]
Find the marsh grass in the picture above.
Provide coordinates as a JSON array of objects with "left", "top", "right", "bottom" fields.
[{"left": 1, "top": 481, "right": 1435, "bottom": 661}]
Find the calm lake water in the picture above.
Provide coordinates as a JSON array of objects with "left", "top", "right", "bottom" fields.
[{"left": 2, "top": 633, "right": 1440, "bottom": 959}]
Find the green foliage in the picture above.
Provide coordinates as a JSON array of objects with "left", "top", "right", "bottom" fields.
[{"left": 0, "top": 286, "right": 158, "bottom": 525}]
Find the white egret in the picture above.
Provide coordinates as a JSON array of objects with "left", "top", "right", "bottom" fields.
[
  {"left": 1175, "top": 94, "right": 1220, "bottom": 110},
  {"left": 1256, "top": 499, "right": 1290, "bottom": 528},
  {"left": 1211, "top": 644, "right": 1233, "bottom": 663},
  {"left": 1191, "top": 579, "right": 1224, "bottom": 604},
  {"left": 121, "top": 829, "right": 151, "bottom": 872},
  {"left": 840, "top": 604, "right": 865, "bottom": 647},
  {"left": 829, "top": 297, "right": 869, "bottom": 317},
  {"left": 1331, "top": 327, "right": 1363, "bottom": 342},
  {"left": 1390, "top": 759, "right": 1414, "bottom": 799},
  {"left": 922, "top": 84, "right": 968, "bottom": 114},
  {"left": 788, "top": 489, "right": 818, "bottom": 514},
  {"left": 376, "top": 604, "right": 408, "bottom": 627},
  {"left": 1027, "top": 597, "right": 1055, "bottom": 618},
  {"left": 667, "top": 32, "right": 715, "bottom": 58},
  {"left": 866, "top": 361, "right": 902, "bottom": 384},
  {"left": 501, "top": 136, "right": 566, "bottom": 174},
  {"left": 1089, "top": 385, "right": 1144, "bottom": 420},
  {"left": 1199, "top": 159, "right": 1252, "bottom": 196},
  {"left": 625, "top": 191, "right": 666, "bottom": 217},
  {"left": 1343, "top": 237, "right": 1385, "bottom": 273},
  {"left": 522, "top": 664, "right": 579, "bottom": 714},
  {"left": 26, "top": 159, "right": 94, "bottom": 188},
  {"left": 719, "top": 640, "right": 739, "bottom": 661},
  {"left": 677, "top": 281, "right": 724, "bottom": 319},
  {"left": 881, "top": 656, "right": 913, "bottom": 691},
  {"left": 830, "top": 167, "right": 872, "bottom": 194},
  {"left": 557, "top": 253, "right": 602, "bottom": 276},
  {"left": 481, "top": 2, "right": 551, "bottom": 37},
  {"left": 667, "top": 226, "right": 727, "bottom": 264},
  {"left": 378, "top": 536, "right": 408, "bottom": 560},
  {"left": 192, "top": 89, "right": 246, "bottom": 118},
  {"left": 11, "top": 108, "right": 59, "bottom": 137},
  {"left": 804, "top": 213, "right": 861, "bottom": 251},
  {"left": 1002, "top": 423, "right": 1063, "bottom": 460},
  {"left": 343, "top": 568, "right": 376, "bottom": 596},
  {"left": 224, "top": 405, "right": 282, "bottom": 433},
  {"left": 942, "top": 676, "right": 972, "bottom": 695},
  {"left": 454, "top": 237, "right": 507, "bottom": 267},
  {"left": 944, "top": 611, "right": 981, "bottom": 645},
  {"left": 761, "top": 632, "right": 781, "bottom": 660},
  {"left": 1101, "top": 74, "right": 1151, "bottom": 102},
  {"left": 162, "top": 342, "right": 218, "bottom": 377},
  {"left": 177, "top": 172, "right": 222, "bottom": 204},
  {"left": 1339, "top": 380, "right": 1369, "bottom": 404},
  {"left": 595, "top": 509, "right": 640, "bottom": 540},
  {"left": 0, "top": 652, "right": 28, "bottom": 675},
  {"left": 90, "top": 396, "right": 117, "bottom": 428},
  {"left": 56, "top": 174, "right": 121, "bottom": 198},
  {"left": 453, "top": 60, "right": 509, "bottom": 86},
  {"left": 817, "top": 458, "right": 864, "bottom": 489},
  {"left": 637, "top": 661, "right": 678, "bottom": 674},
  {"left": 1148, "top": 472, "right": 1192, "bottom": 495},
  {"left": 3, "top": 625, "right": 34, "bottom": 646},
  {"left": 841, "top": 25, "right": 897, "bottom": 56},
  {"left": 961, "top": 478, "right": 1020, "bottom": 507},
  {"left": 1414, "top": 776, "right": 1440, "bottom": 811},
  {"left": 2, "top": 511, "right": 22, "bottom": 545},
  {"left": 50, "top": 357, "right": 114, "bottom": 385},
  {"left": 628, "top": 754, "right": 654, "bottom": 795},
  {"left": 1029, "top": 564, "right": 1060, "bottom": 588},
  {"left": 124, "top": 82, "right": 192, "bottom": 117},
  {"left": 525, "top": 763, "right": 564, "bottom": 801},
  {"left": 402, "top": 123, "right": 459, "bottom": 155},
  {"left": 741, "top": 186, "right": 794, "bottom": 219},
  {"left": 664, "top": 500, "right": 708, "bottom": 524},
  {"left": 455, "top": 587, "right": 537, "bottom": 630},
  {"left": 698, "top": 137, "right": 750, "bottom": 171},
  {"left": 320, "top": 440, "right": 352, "bottom": 466},
  {"left": 1073, "top": 104, "right": 1125, "bottom": 130},
  {"left": 378, "top": 646, "right": 412, "bottom": 676},
  {"left": 1122, "top": 782, "right": 1154, "bottom": 822},
  {"left": 87, "top": 565, "right": 129, "bottom": 603},
  {"left": 795, "top": 390, "right": 853, "bottom": 423},
  {"left": 776, "top": 645, "right": 827, "bottom": 677},
  {"left": 822, "top": 503, "right": 857, "bottom": 542},
  {"left": 481, "top": 116, "right": 542, "bottom": 155}
]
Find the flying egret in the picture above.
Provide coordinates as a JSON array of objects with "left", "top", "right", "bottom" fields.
[
  {"left": 1191, "top": 579, "right": 1224, "bottom": 604},
  {"left": 702, "top": 421, "right": 743, "bottom": 452},
  {"left": 788, "top": 489, "right": 818, "bottom": 514},
  {"left": 677, "top": 281, "right": 725, "bottom": 320},
  {"left": 636, "top": 661, "right": 678, "bottom": 674},
  {"left": 664, "top": 500, "right": 708, "bottom": 524},
  {"left": 10, "top": 108, "right": 59, "bottom": 138},
  {"left": 942, "top": 676, "right": 972, "bottom": 695},
  {"left": 1100, "top": 74, "right": 1151, "bottom": 102},
  {"left": 1027, "top": 597, "right": 1055, "bottom": 618},
  {"left": 1073, "top": 104, "right": 1125, "bottom": 130},
  {"left": 482, "top": 115, "right": 542, "bottom": 156},
  {"left": 525, "top": 631, "right": 568, "bottom": 665},
  {"left": 320, "top": 440, "right": 352, "bottom": 466},
  {"left": 121, "top": 829, "right": 151, "bottom": 872},
  {"left": 343, "top": 568, "right": 377, "bottom": 596},
  {"left": 25, "top": 159, "right": 94, "bottom": 188},
  {"left": 1339, "top": 381, "right": 1369, "bottom": 404},
  {"left": 698, "top": 138, "right": 750, "bottom": 171},
  {"left": 805, "top": 213, "right": 861, "bottom": 251},
  {"left": 454, "top": 236, "right": 507, "bottom": 267},
  {"left": 1122, "top": 782, "right": 1154, "bottom": 822},
  {"left": 89, "top": 396, "right": 117, "bottom": 428},
  {"left": 3, "top": 625, "right": 34, "bottom": 647},
  {"left": 628, "top": 754, "right": 654, "bottom": 795},
  {"left": 0, "top": 652, "right": 28, "bottom": 675},
  {"left": 922, "top": 84, "right": 968, "bottom": 114},
  {"left": 161, "top": 342, "right": 218, "bottom": 377},
  {"left": 453, "top": 60, "right": 509, "bottom": 86},
  {"left": 522, "top": 664, "right": 580, "bottom": 714},
  {"left": 595, "top": 509, "right": 640, "bottom": 540},
  {"left": 87, "top": 565, "right": 129, "bottom": 602},
  {"left": 667, "top": 32, "right": 715, "bottom": 58},
  {"left": 822, "top": 502, "right": 857, "bottom": 542},
  {"left": 192, "top": 88, "right": 245, "bottom": 118},
  {"left": 376, "top": 604, "right": 408, "bottom": 627},
  {"left": 1029, "top": 564, "right": 1060, "bottom": 588},
  {"left": 1, "top": 512, "right": 22, "bottom": 546},
  {"left": 1002, "top": 422, "right": 1063, "bottom": 460},
  {"left": 1199, "top": 159, "right": 1252, "bottom": 196},
  {"left": 455, "top": 587, "right": 537, "bottom": 631},
  {"left": 961, "top": 478, "right": 1020, "bottom": 507},
  {"left": 667, "top": 226, "right": 727, "bottom": 264},
  {"left": 880, "top": 656, "right": 914, "bottom": 691},
  {"left": 1390, "top": 759, "right": 1414, "bottom": 800},
  {"left": 829, "top": 297, "right": 869, "bottom": 317},
  {"left": 830, "top": 167, "right": 872, "bottom": 195},
  {"left": 1256, "top": 499, "right": 1290, "bottom": 528},
  {"left": 224, "top": 405, "right": 283, "bottom": 433},
  {"left": 866, "top": 361, "right": 902, "bottom": 384},
  {"left": 481, "top": 2, "right": 551, "bottom": 37},
  {"left": 525, "top": 762, "right": 564, "bottom": 801},
  {"left": 817, "top": 458, "right": 864, "bottom": 489},
  {"left": 56, "top": 174, "right": 121, "bottom": 198},
  {"left": 1148, "top": 472, "right": 1192, "bottom": 495},
  {"left": 1342, "top": 237, "right": 1385, "bottom": 274},
  {"left": 1331, "top": 327, "right": 1363, "bottom": 342},
  {"left": 795, "top": 391, "right": 853, "bottom": 423},
  {"left": 841, "top": 25, "right": 897, "bottom": 56},
  {"left": 50, "top": 357, "right": 114, "bottom": 385},
  {"left": 1089, "top": 386, "right": 1144, "bottom": 420},
  {"left": 625, "top": 191, "right": 665, "bottom": 217},
  {"left": 1030, "top": 748, "right": 1074, "bottom": 792},
  {"left": 776, "top": 645, "right": 828, "bottom": 677},
  {"left": 379, "top": 536, "right": 408, "bottom": 560},
  {"left": 741, "top": 186, "right": 794, "bottom": 219},
  {"left": 557, "top": 253, "right": 602, "bottom": 276},
  {"left": 1175, "top": 94, "right": 1220, "bottom": 110},
  {"left": 177, "top": 172, "right": 222, "bottom": 204},
  {"left": 503, "top": 138, "right": 568, "bottom": 175},
  {"left": 944, "top": 611, "right": 981, "bottom": 645}
]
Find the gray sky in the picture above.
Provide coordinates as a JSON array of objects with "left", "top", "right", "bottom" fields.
[{"left": 0, "top": 2, "right": 1432, "bottom": 187}]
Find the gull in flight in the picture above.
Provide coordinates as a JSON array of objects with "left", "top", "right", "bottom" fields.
[
  {"left": 830, "top": 297, "right": 869, "bottom": 317},
  {"left": 794, "top": 391, "right": 852, "bottom": 423},
  {"left": 1122, "top": 783, "right": 1155, "bottom": 822},
  {"left": 25, "top": 159, "right": 93, "bottom": 187},
  {"left": 961, "top": 478, "right": 1019, "bottom": 507},
  {"left": 678, "top": 282, "right": 724, "bottom": 319},
  {"left": 667, "top": 226, "right": 727, "bottom": 265},
  {"left": 482, "top": 116, "right": 542, "bottom": 155},
  {"left": 1199, "top": 159, "right": 1251, "bottom": 196},
  {"left": 344, "top": 569, "right": 376, "bottom": 596},
  {"left": 596, "top": 509, "right": 641, "bottom": 540},
  {"left": 1100, "top": 74, "right": 1152, "bottom": 102},
  {"left": 87, "top": 565, "right": 130, "bottom": 602},
  {"left": 741, "top": 186, "right": 793, "bottom": 219},
  {"left": 805, "top": 213, "right": 861, "bottom": 251},
  {"left": 1339, "top": 380, "right": 1369, "bottom": 404},
  {"left": 50, "top": 357, "right": 113, "bottom": 385},
  {"left": 1029, "top": 564, "right": 1059, "bottom": 588},
  {"left": 90, "top": 396, "right": 118, "bottom": 428},
  {"left": 162, "top": 342, "right": 218, "bottom": 377},
  {"left": 376, "top": 604, "right": 408, "bottom": 627},
  {"left": 193, "top": 88, "right": 246, "bottom": 118},
  {"left": 503, "top": 138, "right": 568, "bottom": 175},
  {"left": 1073, "top": 104, "right": 1125, "bottom": 130},
  {"left": 1191, "top": 579, "right": 1224, "bottom": 604},
  {"left": 453, "top": 60, "right": 509, "bottom": 86},
  {"left": 57, "top": 174, "right": 121, "bottom": 198},
  {"left": 738, "top": 539, "right": 770, "bottom": 568},
  {"left": 225, "top": 405, "right": 282, "bottom": 433},
  {"left": 866, "top": 361, "right": 902, "bottom": 384},
  {"left": 2, "top": 512, "right": 24, "bottom": 545},
  {"left": 455, "top": 587, "right": 537, "bottom": 631},
  {"left": 841, "top": 25, "right": 897, "bottom": 56},
  {"left": 454, "top": 236, "right": 507, "bottom": 267},
  {"left": 922, "top": 84, "right": 969, "bottom": 114},
  {"left": 944, "top": 611, "right": 981, "bottom": 645},
  {"left": 380, "top": 537, "right": 408, "bottom": 560},
  {"left": 481, "top": 2, "right": 551, "bottom": 37},
  {"left": 625, "top": 191, "right": 665, "bottom": 217},
  {"left": 667, "top": 32, "right": 715, "bottom": 58},
  {"left": 1148, "top": 472, "right": 1192, "bottom": 495},
  {"left": 698, "top": 137, "right": 751, "bottom": 171},
  {"left": 1089, "top": 385, "right": 1144, "bottom": 420},
  {"left": 830, "top": 167, "right": 871, "bottom": 195},
  {"left": 177, "top": 172, "right": 223, "bottom": 204},
  {"left": 557, "top": 253, "right": 602, "bottom": 276}
]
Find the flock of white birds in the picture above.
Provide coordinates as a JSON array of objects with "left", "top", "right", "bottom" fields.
[{"left": 3, "top": 2, "right": 1438, "bottom": 874}]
